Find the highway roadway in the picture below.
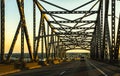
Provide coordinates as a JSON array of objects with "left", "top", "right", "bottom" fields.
[{"left": 8, "top": 59, "right": 120, "bottom": 76}]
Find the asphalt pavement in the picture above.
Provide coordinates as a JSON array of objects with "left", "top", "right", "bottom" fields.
[{"left": 7, "top": 59, "right": 120, "bottom": 76}]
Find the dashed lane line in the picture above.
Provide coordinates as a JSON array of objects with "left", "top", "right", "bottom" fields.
[{"left": 59, "top": 71, "right": 66, "bottom": 76}]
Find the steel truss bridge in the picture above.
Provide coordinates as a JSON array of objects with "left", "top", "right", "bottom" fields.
[{"left": 0, "top": 0, "right": 120, "bottom": 63}]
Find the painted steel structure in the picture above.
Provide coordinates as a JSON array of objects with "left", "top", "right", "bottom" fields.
[{"left": 0, "top": 0, "right": 120, "bottom": 63}]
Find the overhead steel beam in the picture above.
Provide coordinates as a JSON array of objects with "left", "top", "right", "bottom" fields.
[
  {"left": 35, "top": 34, "right": 56, "bottom": 39},
  {"left": 49, "top": 20, "right": 96, "bottom": 23},
  {"left": 52, "top": 27, "right": 95, "bottom": 30},
  {"left": 39, "top": 0, "right": 69, "bottom": 11},
  {"left": 63, "top": 42, "right": 91, "bottom": 45},
  {"left": 55, "top": 32, "right": 93, "bottom": 35},
  {"left": 34, "top": 0, "right": 58, "bottom": 33},
  {"left": 70, "top": 0, "right": 100, "bottom": 32},
  {"left": 59, "top": 35, "right": 93, "bottom": 37},
  {"left": 42, "top": 11, "right": 98, "bottom": 14},
  {"left": 71, "top": 0, "right": 96, "bottom": 11},
  {"left": 49, "top": 40, "right": 91, "bottom": 44}
]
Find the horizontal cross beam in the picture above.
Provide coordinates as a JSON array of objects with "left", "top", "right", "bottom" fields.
[
  {"left": 35, "top": 34, "right": 56, "bottom": 39},
  {"left": 49, "top": 20, "right": 96, "bottom": 23},
  {"left": 42, "top": 11, "right": 98, "bottom": 14},
  {"left": 59, "top": 35, "right": 93, "bottom": 37},
  {"left": 52, "top": 27, "right": 95, "bottom": 30},
  {"left": 56, "top": 32, "right": 93, "bottom": 35}
]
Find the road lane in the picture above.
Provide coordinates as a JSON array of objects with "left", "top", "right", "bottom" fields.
[
  {"left": 63, "top": 60, "right": 104, "bottom": 76},
  {"left": 89, "top": 59, "right": 120, "bottom": 76},
  {"left": 7, "top": 59, "right": 120, "bottom": 76},
  {"left": 89, "top": 61, "right": 108, "bottom": 76}
]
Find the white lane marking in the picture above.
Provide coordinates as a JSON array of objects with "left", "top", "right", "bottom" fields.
[
  {"left": 89, "top": 62, "right": 108, "bottom": 76},
  {"left": 59, "top": 71, "right": 66, "bottom": 76}
]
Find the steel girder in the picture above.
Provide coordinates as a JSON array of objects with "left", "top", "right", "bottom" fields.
[
  {"left": 49, "top": 20, "right": 96, "bottom": 23},
  {"left": 0, "top": 0, "right": 5, "bottom": 62},
  {"left": 90, "top": 0, "right": 101, "bottom": 60},
  {"left": 55, "top": 32, "right": 93, "bottom": 35},
  {"left": 34, "top": 0, "right": 61, "bottom": 60},
  {"left": 90, "top": 26, "right": 96, "bottom": 59},
  {"left": 6, "top": 0, "right": 34, "bottom": 61},
  {"left": 99, "top": 0, "right": 104, "bottom": 60},
  {"left": 42, "top": 11, "right": 97, "bottom": 14},
  {"left": 2, "top": 0, "right": 120, "bottom": 62},
  {"left": 110, "top": 0, "right": 116, "bottom": 62},
  {"left": 33, "top": 1, "right": 36, "bottom": 60},
  {"left": 114, "top": 15, "right": 120, "bottom": 62},
  {"left": 91, "top": 0, "right": 120, "bottom": 62},
  {"left": 52, "top": 27, "right": 95, "bottom": 30},
  {"left": 34, "top": 0, "right": 100, "bottom": 59},
  {"left": 104, "top": 0, "right": 110, "bottom": 60}
]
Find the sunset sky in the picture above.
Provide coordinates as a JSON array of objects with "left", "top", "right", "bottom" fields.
[{"left": 4, "top": 0, "right": 120, "bottom": 53}]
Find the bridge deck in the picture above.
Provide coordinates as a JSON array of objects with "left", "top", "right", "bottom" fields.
[{"left": 4, "top": 59, "right": 120, "bottom": 76}]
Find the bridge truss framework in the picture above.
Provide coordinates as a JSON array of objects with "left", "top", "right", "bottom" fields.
[{"left": 0, "top": 0, "right": 120, "bottom": 63}]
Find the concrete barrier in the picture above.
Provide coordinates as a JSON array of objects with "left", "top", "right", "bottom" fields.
[
  {"left": 38, "top": 61, "right": 49, "bottom": 66},
  {"left": 26, "top": 62, "right": 41, "bottom": 69},
  {"left": 0, "top": 64, "right": 20, "bottom": 75}
]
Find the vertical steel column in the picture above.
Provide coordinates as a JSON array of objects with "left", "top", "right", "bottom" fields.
[
  {"left": 34, "top": 13, "right": 43, "bottom": 60},
  {"left": 104, "top": 0, "right": 109, "bottom": 60},
  {"left": 94, "top": 28, "right": 98, "bottom": 59},
  {"left": 56, "top": 36, "right": 60, "bottom": 58},
  {"left": 110, "top": 0, "right": 116, "bottom": 62},
  {"left": 95, "top": 1, "right": 102, "bottom": 60},
  {"left": 97, "top": 0, "right": 102, "bottom": 60},
  {"left": 96, "top": 17, "right": 100, "bottom": 60},
  {"left": 43, "top": 23, "right": 48, "bottom": 60},
  {"left": 33, "top": 0, "right": 36, "bottom": 60},
  {"left": 48, "top": 31, "right": 53, "bottom": 59},
  {"left": 60, "top": 45, "right": 63, "bottom": 59},
  {"left": 54, "top": 35, "right": 57, "bottom": 59},
  {"left": 115, "top": 15, "right": 120, "bottom": 62},
  {"left": 95, "top": 25, "right": 99, "bottom": 59},
  {"left": 41, "top": 26, "right": 44, "bottom": 60},
  {"left": 60, "top": 46, "right": 63, "bottom": 59},
  {"left": 59, "top": 47, "right": 61, "bottom": 59},
  {"left": 51, "top": 31, "right": 54, "bottom": 59},
  {"left": 18, "top": 0, "right": 34, "bottom": 61},
  {"left": 100, "top": 0, "right": 104, "bottom": 60},
  {"left": 90, "top": 29, "right": 97, "bottom": 59},
  {"left": 7, "top": 0, "right": 33, "bottom": 61},
  {"left": 47, "top": 23, "right": 50, "bottom": 59},
  {"left": 1, "top": 0, "right": 5, "bottom": 61},
  {"left": 20, "top": 0, "right": 24, "bottom": 61}
]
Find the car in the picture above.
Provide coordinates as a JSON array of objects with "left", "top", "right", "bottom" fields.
[{"left": 80, "top": 56, "right": 85, "bottom": 61}]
